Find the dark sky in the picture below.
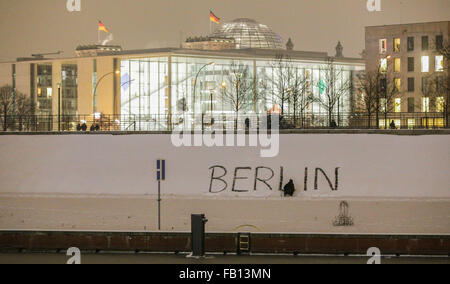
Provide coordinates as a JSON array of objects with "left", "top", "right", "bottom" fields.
[{"left": 0, "top": 0, "right": 449, "bottom": 61}]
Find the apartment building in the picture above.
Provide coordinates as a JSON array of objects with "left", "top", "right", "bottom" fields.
[{"left": 365, "top": 21, "right": 449, "bottom": 128}]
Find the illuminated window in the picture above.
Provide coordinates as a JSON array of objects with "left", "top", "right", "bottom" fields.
[
  {"left": 436, "top": 97, "right": 444, "bottom": 112},
  {"left": 422, "top": 118, "right": 444, "bottom": 128},
  {"left": 379, "top": 39, "right": 387, "bottom": 54},
  {"left": 394, "top": 38, "right": 401, "bottom": 52},
  {"left": 394, "top": 58, "right": 401, "bottom": 73},
  {"left": 407, "top": 119, "right": 415, "bottom": 129},
  {"left": 36, "top": 64, "right": 53, "bottom": 119},
  {"left": 435, "top": 56, "right": 444, "bottom": 72},
  {"left": 380, "top": 58, "right": 387, "bottom": 73},
  {"left": 358, "top": 93, "right": 365, "bottom": 110},
  {"left": 421, "top": 56, "right": 429, "bottom": 72},
  {"left": 379, "top": 119, "right": 400, "bottom": 129},
  {"left": 394, "top": 98, "right": 401, "bottom": 113},
  {"left": 305, "top": 69, "right": 311, "bottom": 79},
  {"left": 422, "top": 97, "right": 430, "bottom": 112},
  {"left": 394, "top": 78, "right": 401, "bottom": 92},
  {"left": 380, "top": 98, "right": 387, "bottom": 112}
]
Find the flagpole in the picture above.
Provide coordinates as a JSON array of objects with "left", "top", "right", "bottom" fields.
[{"left": 98, "top": 22, "right": 100, "bottom": 44}]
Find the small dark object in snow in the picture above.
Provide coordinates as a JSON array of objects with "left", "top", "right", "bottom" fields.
[{"left": 283, "top": 179, "right": 295, "bottom": 197}]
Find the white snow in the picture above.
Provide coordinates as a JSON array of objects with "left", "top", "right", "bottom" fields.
[
  {"left": 0, "top": 134, "right": 448, "bottom": 198},
  {"left": 0, "top": 133, "right": 448, "bottom": 234}
]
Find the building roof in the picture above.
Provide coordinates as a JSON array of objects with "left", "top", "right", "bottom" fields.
[
  {"left": 365, "top": 20, "right": 450, "bottom": 29},
  {"left": 3, "top": 47, "right": 364, "bottom": 65},
  {"left": 210, "top": 18, "right": 285, "bottom": 50},
  {"left": 99, "top": 47, "right": 364, "bottom": 64}
]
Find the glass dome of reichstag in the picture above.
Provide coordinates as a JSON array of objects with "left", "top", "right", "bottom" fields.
[{"left": 211, "top": 18, "right": 284, "bottom": 50}]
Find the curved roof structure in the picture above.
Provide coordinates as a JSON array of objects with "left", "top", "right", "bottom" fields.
[{"left": 211, "top": 18, "right": 284, "bottom": 50}]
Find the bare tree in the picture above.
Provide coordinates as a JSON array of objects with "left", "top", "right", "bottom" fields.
[
  {"left": 426, "top": 71, "right": 450, "bottom": 128},
  {"left": 356, "top": 57, "right": 401, "bottom": 129},
  {"left": 221, "top": 62, "right": 255, "bottom": 129},
  {"left": 436, "top": 39, "right": 450, "bottom": 127},
  {"left": 435, "top": 74, "right": 450, "bottom": 127},
  {"left": 262, "top": 54, "right": 309, "bottom": 128},
  {"left": 0, "top": 85, "right": 34, "bottom": 131},
  {"left": 289, "top": 70, "right": 309, "bottom": 127},
  {"left": 420, "top": 74, "right": 440, "bottom": 128},
  {"left": 438, "top": 39, "right": 450, "bottom": 60},
  {"left": 0, "top": 85, "right": 15, "bottom": 131},
  {"left": 313, "top": 57, "right": 351, "bottom": 126},
  {"left": 15, "top": 92, "right": 35, "bottom": 131},
  {"left": 356, "top": 70, "right": 383, "bottom": 128},
  {"left": 268, "top": 54, "right": 297, "bottom": 116},
  {"left": 379, "top": 73, "right": 401, "bottom": 129}
]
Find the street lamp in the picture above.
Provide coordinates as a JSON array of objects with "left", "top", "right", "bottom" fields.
[
  {"left": 220, "top": 81, "right": 227, "bottom": 119},
  {"left": 93, "top": 70, "right": 121, "bottom": 113},
  {"left": 210, "top": 90, "right": 214, "bottom": 126},
  {"left": 380, "top": 55, "right": 392, "bottom": 129},
  {"left": 57, "top": 83, "right": 61, "bottom": 131},
  {"left": 192, "top": 62, "right": 215, "bottom": 126}
]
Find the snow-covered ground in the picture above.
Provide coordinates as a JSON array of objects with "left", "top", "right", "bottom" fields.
[
  {"left": 0, "top": 194, "right": 449, "bottom": 234},
  {"left": 0, "top": 133, "right": 449, "bottom": 234}
]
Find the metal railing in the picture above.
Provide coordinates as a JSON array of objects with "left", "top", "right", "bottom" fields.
[{"left": 0, "top": 112, "right": 448, "bottom": 132}]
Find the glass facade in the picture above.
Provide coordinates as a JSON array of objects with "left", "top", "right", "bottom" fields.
[
  {"left": 172, "top": 57, "right": 254, "bottom": 112},
  {"left": 211, "top": 18, "right": 284, "bottom": 50},
  {"left": 92, "top": 59, "right": 98, "bottom": 112},
  {"left": 120, "top": 55, "right": 355, "bottom": 130},
  {"left": 61, "top": 64, "right": 78, "bottom": 116},
  {"left": 36, "top": 64, "right": 52, "bottom": 116},
  {"left": 120, "top": 57, "right": 169, "bottom": 130}
]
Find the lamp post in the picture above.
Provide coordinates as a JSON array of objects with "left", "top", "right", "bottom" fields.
[
  {"left": 383, "top": 55, "right": 392, "bottom": 129},
  {"left": 57, "top": 83, "right": 61, "bottom": 131},
  {"left": 210, "top": 91, "right": 214, "bottom": 116},
  {"left": 93, "top": 70, "right": 120, "bottom": 113},
  {"left": 221, "top": 81, "right": 227, "bottom": 130},
  {"left": 192, "top": 62, "right": 215, "bottom": 128}
]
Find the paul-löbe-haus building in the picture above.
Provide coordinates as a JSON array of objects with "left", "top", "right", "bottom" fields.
[{"left": 0, "top": 19, "right": 364, "bottom": 132}]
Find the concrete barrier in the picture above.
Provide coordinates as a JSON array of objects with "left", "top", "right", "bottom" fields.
[{"left": 0, "top": 231, "right": 448, "bottom": 255}]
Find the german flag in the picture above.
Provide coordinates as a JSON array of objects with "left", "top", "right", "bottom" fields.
[
  {"left": 98, "top": 21, "right": 109, "bottom": 33},
  {"left": 210, "top": 11, "right": 220, "bottom": 24}
]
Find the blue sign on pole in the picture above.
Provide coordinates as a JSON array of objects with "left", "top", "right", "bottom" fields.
[
  {"left": 156, "top": 159, "right": 165, "bottom": 230},
  {"left": 157, "top": 159, "right": 165, "bottom": 181}
]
